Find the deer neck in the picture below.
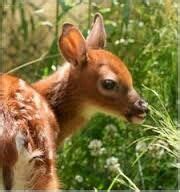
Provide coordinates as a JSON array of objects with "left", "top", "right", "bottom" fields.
[{"left": 33, "top": 63, "right": 87, "bottom": 143}]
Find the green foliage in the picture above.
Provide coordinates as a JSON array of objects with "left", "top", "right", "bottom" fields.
[{"left": 2, "top": 0, "right": 178, "bottom": 190}]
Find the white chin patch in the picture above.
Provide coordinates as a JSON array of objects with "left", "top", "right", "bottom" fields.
[{"left": 131, "top": 116, "right": 145, "bottom": 124}]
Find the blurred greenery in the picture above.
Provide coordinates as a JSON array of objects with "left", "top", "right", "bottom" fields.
[{"left": 1, "top": 0, "right": 178, "bottom": 190}]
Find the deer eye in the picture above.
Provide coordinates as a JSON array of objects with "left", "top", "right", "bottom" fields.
[{"left": 101, "top": 79, "right": 118, "bottom": 91}]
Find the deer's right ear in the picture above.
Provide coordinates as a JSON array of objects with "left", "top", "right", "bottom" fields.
[{"left": 59, "top": 23, "right": 87, "bottom": 67}]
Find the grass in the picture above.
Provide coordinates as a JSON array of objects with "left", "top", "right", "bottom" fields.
[
  {"left": 108, "top": 168, "right": 140, "bottom": 192},
  {"left": 107, "top": 86, "right": 179, "bottom": 190},
  {"left": 142, "top": 87, "right": 179, "bottom": 159}
]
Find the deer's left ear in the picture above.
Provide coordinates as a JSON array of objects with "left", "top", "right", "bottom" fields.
[
  {"left": 86, "top": 13, "right": 106, "bottom": 49},
  {"left": 59, "top": 23, "right": 87, "bottom": 67}
]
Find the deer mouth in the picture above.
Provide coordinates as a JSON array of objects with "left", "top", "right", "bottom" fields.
[
  {"left": 125, "top": 112, "right": 147, "bottom": 124},
  {"left": 130, "top": 113, "right": 147, "bottom": 124},
  {"left": 136, "top": 113, "right": 146, "bottom": 118}
]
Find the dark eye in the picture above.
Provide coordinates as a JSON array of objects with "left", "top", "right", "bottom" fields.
[{"left": 101, "top": 79, "right": 117, "bottom": 90}]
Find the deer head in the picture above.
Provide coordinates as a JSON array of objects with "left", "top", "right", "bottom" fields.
[
  {"left": 58, "top": 13, "right": 148, "bottom": 124},
  {"left": 33, "top": 13, "right": 148, "bottom": 142}
]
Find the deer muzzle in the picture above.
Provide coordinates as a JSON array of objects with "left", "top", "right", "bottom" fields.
[{"left": 125, "top": 89, "right": 149, "bottom": 124}]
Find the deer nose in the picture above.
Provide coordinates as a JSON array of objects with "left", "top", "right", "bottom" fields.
[{"left": 134, "top": 99, "right": 149, "bottom": 113}]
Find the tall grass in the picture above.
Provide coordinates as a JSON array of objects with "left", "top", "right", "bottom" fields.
[
  {"left": 143, "top": 91, "right": 179, "bottom": 159},
  {"left": 134, "top": 87, "right": 179, "bottom": 160},
  {"left": 106, "top": 87, "right": 179, "bottom": 191}
]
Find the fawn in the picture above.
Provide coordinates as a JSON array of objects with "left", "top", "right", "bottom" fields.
[
  {"left": 0, "top": 13, "right": 148, "bottom": 190},
  {"left": 33, "top": 13, "right": 148, "bottom": 143}
]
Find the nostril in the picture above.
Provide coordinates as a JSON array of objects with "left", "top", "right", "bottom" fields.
[
  {"left": 145, "top": 107, "right": 150, "bottom": 113},
  {"left": 134, "top": 99, "right": 149, "bottom": 113},
  {"left": 140, "top": 99, "right": 148, "bottom": 108}
]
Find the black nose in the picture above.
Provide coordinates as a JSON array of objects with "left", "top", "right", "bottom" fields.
[{"left": 134, "top": 99, "right": 149, "bottom": 113}]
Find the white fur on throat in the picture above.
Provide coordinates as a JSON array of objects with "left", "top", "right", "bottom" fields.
[{"left": 81, "top": 102, "right": 123, "bottom": 121}]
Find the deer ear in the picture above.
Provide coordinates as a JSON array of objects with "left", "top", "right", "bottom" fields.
[
  {"left": 59, "top": 23, "right": 87, "bottom": 67},
  {"left": 86, "top": 13, "right": 106, "bottom": 49}
]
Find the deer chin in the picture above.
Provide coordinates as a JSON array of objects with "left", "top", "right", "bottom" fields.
[{"left": 129, "top": 113, "right": 146, "bottom": 124}]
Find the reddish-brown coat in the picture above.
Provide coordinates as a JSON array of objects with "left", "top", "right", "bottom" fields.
[{"left": 0, "top": 74, "right": 59, "bottom": 190}]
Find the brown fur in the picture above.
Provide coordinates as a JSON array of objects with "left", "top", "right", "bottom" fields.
[{"left": 0, "top": 74, "right": 59, "bottom": 190}]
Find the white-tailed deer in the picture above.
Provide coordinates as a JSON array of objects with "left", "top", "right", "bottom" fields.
[
  {"left": 0, "top": 13, "right": 148, "bottom": 190},
  {"left": 33, "top": 13, "right": 148, "bottom": 143}
]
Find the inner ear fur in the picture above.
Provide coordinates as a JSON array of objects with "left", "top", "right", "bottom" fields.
[{"left": 59, "top": 23, "right": 87, "bottom": 67}]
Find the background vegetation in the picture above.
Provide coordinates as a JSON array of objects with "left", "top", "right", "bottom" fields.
[{"left": 1, "top": 0, "right": 179, "bottom": 190}]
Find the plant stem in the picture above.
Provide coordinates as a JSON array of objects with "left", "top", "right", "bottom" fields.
[
  {"left": 107, "top": 173, "right": 121, "bottom": 191},
  {"left": 88, "top": 0, "right": 92, "bottom": 28},
  {"left": 56, "top": 0, "right": 59, "bottom": 39},
  {"left": 6, "top": 53, "right": 60, "bottom": 74},
  {"left": 118, "top": 168, "right": 140, "bottom": 192},
  {"left": 136, "top": 152, "right": 145, "bottom": 189}
]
